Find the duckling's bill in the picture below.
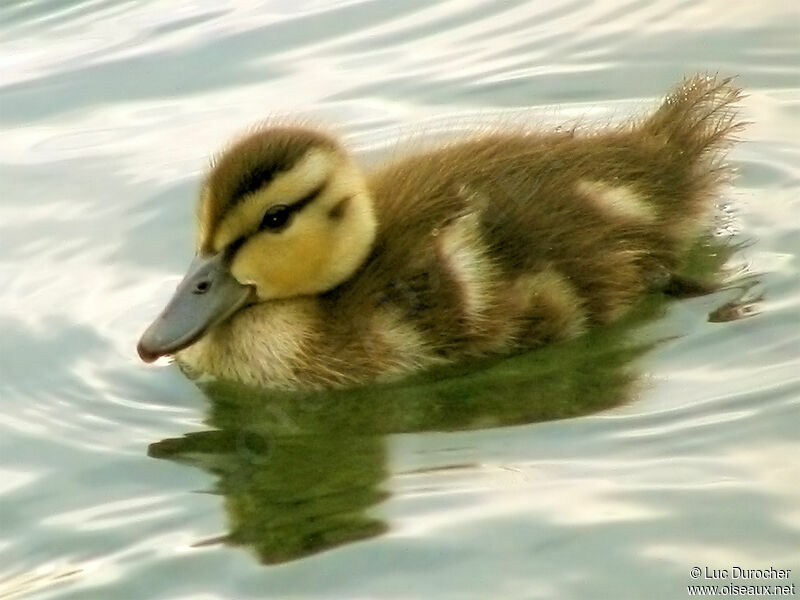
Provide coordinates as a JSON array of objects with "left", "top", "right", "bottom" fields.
[{"left": 137, "top": 252, "right": 255, "bottom": 363}]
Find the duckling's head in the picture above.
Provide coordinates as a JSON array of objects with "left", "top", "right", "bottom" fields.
[{"left": 137, "top": 125, "right": 376, "bottom": 362}]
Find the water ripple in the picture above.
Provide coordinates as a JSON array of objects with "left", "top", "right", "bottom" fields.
[{"left": 0, "top": 0, "right": 798, "bottom": 598}]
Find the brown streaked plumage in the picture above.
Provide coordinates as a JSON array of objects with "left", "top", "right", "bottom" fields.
[{"left": 137, "top": 75, "right": 744, "bottom": 390}]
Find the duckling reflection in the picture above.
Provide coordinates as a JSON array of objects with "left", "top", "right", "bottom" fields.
[
  {"left": 150, "top": 402, "right": 388, "bottom": 564},
  {"left": 149, "top": 234, "right": 737, "bottom": 564}
]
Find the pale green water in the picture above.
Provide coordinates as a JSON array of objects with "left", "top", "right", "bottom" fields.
[{"left": 1, "top": 1, "right": 799, "bottom": 599}]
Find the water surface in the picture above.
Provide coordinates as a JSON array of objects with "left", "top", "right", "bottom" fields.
[{"left": 1, "top": 1, "right": 799, "bottom": 598}]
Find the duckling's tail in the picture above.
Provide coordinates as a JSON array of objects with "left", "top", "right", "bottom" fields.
[{"left": 644, "top": 74, "right": 745, "bottom": 161}]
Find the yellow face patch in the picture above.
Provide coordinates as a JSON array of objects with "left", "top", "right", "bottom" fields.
[{"left": 230, "top": 219, "right": 336, "bottom": 299}]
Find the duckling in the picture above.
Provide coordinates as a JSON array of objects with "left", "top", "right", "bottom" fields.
[{"left": 137, "top": 75, "right": 743, "bottom": 390}]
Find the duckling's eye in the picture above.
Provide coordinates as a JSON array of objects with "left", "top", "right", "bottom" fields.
[{"left": 259, "top": 204, "right": 292, "bottom": 231}]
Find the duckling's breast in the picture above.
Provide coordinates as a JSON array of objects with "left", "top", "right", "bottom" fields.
[{"left": 175, "top": 298, "right": 320, "bottom": 389}]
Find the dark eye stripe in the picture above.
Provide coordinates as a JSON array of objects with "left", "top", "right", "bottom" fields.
[
  {"left": 225, "top": 178, "right": 330, "bottom": 252},
  {"left": 292, "top": 179, "right": 327, "bottom": 211},
  {"left": 258, "top": 180, "right": 327, "bottom": 232},
  {"left": 245, "top": 181, "right": 328, "bottom": 233},
  {"left": 224, "top": 235, "right": 247, "bottom": 258}
]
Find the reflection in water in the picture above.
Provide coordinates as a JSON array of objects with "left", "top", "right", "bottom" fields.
[
  {"left": 151, "top": 414, "right": 388, "bottom": 564},
  {"left": 148, "top": 235, "right": 742, "bottom": 564}
]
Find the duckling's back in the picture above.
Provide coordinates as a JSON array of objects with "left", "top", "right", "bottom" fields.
[{"left": 327, "top": 76, "right": 743, "bottom": 366}]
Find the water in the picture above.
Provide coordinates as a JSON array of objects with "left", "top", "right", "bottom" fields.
[{"left": 1, "top": 1, "right": 799, "bottom": 598}]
